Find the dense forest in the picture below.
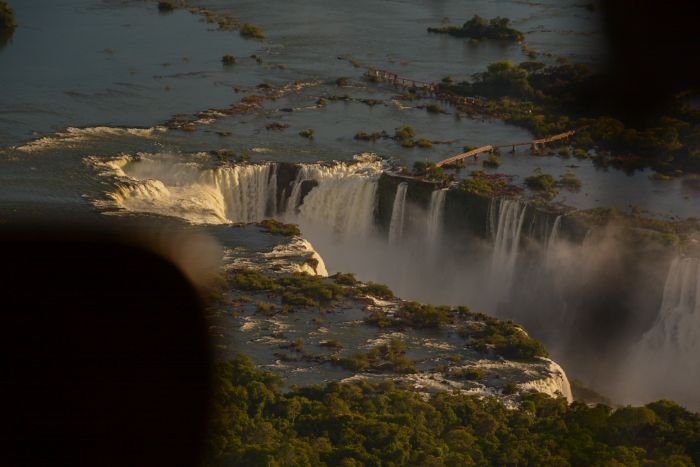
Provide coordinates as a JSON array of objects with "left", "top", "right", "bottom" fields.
[{"left": 206, "top": 355, "right": 700, "bottom": 466}]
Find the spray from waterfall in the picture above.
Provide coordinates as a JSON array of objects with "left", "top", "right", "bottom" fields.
[{"left": 388, "top": 183, "right": 408, "bottom": 245}]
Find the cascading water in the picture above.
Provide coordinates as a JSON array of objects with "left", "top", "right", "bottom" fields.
[
  {"left": 621, "top": 256, "right": 700, "bottom": 406},
  {"left": 639, "top": 257, "right": 700, "bottom": 356},
  {"left": 99, "top": 152, "right": 382, "bottom": 244},
  {"left": 388, "top": 183, "right": 408, "bottom": 245},
  {"left": 426, "top": 188, "right": 447, "bottom": 254},
  {"left": 266, "top": 164, "right": 278, "bottom": 217},
  {"left": 285, "top": 165, "right": 311, "bottom": 214},
  {"left": 544, "top": 215, "right": 562, "bottom": 270},
  {"left": 200, "top": 163, "right": 273, "bottom": 223},
  {"left": 489, "top": 198, "right": 527, "bottom": 298},
  {"left": 294, "top": 163, "right": 379, "bottom": 242}
]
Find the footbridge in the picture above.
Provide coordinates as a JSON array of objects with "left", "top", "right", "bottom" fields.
[{"left": 435, "top": 129, "right": 580, "bottom": 167}]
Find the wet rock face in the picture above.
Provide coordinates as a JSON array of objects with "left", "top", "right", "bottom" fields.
[{"left": 211, "top": 227, "right": 574, "bottom": 404}]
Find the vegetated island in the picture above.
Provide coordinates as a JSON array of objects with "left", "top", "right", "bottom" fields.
[
  {"left": 428, "top": 15, "right": 524, "bottom": 42},
  {"left": 439, "top": 59, "right": 700, "bottom": 176},
  {"left": 0, "top": 1, "right": 17, "bottom": 37}
]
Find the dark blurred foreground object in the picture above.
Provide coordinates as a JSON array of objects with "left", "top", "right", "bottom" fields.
[
  {"left": 599, "top": 0, "right": 700, "bottom": 122},
  {"left": 0, "top": 222, "right": 212, "bottom": 467}
]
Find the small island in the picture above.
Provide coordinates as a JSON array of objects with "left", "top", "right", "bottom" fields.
[
  {"left": 0, "top": 1, "right": 17, "bottom": 35},
  {"left": 428, "top": 15, "right": 524, "bottom": 42}
]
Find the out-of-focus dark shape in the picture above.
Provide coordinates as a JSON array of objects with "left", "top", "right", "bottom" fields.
[
  {"left": 0, "top": 220, "right": 213, "bottom": 467},
  {"left": 596, "top": 0, "right": 700, "bottom": 123}
]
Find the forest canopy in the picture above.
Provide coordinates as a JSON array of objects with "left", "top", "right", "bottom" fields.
[{"left": 206, "top": 355, "right": 700, "bottom": 467}]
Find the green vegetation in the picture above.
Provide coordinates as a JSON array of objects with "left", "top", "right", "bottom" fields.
[
  {"left": 256, "top": 219, "right": 301, "bottom": 237},
  {"left": 426, "top": 103, "right": 444, "bottom": 114},
  {"left": 231, "top": 268, "right": 277, "bottom": 291},
  {"left": 428, "top": 15, "right": 524, "bottom": 42},
  {"left": 208, "top": 355, "right": 700, "bottom": 466},
  {"left": 358, "top": 281, "right": 394, "bottom": 300},
  {"left": 366, "top": 301, "right": 546, "bottom": 361},
  {"left": 394, "top": 125, "right": 416, "bottom": 145},
  {"left": 463, "top": 318, "right": 548, "bottom": 360},
  {"left": 411, "top": 161, "right": 451, "bottom": 185},
  {"left": 221, "top": 54, "right": 236, "bottom": 65},
  {"left": 525, "top": 170, "right": 558, "bottom": 199},
  {"left": 332, "top": 272, "right": 358, "bottom": 286},
  {"left": 450, "top": 366, "right": 486, "bottom": 380},
  {"left": 265, "top": 121, "right": 289, "bottom": 131},
  {"left": 299, "top": 128, "right": 315, "bottom": 139},
  {"left": 240, "top": 23, "right": 265, "bottom": 39},
  {"left": 440, "top": 59, "right": 700, "bottom": 173},
  {"left": 157, "top": 1, "right": 176, "bottom": 12},
  {"left": 559, "top": 170, "right": 582, "bottom": 192},
  {"left": 459, "top": 170, "right": 522, "bottom": 197},
  {"left": 229, "top": 268, "right": 396, "bottom": 308},
  {"left": 416, "top": 138, "right": 433, "bottom": 148},
  {"left": 354, "top": 131, "right": 388, "bottom": 142},
  {"left": 335, "top": 76, "right": 349, "bottom": 86},
  {"left": 482, "top": 154, "right": 501, "bottom": 168},
  {"left": 255, "top": 300, "right": 276, "bottom": 313},
  {"left": 332, "top": 338, "right": 416, "bottom": 374},
  {"left": 0, "top": 1, "right": 16, "bottom": 32}
]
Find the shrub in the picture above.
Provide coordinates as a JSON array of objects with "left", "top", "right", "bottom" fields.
[
  {"left": 426, "top": 104, "right": 444, "bottom": 114},
  {"left": 559, "top": 170, "right": 582, "bottom": 192},
  {"left": 221, "top": 54, "right": 237, "bottom": 65},
  {"left": 525, "top": 172, "right": 556, "bottom": 191},
  {"left": 157, "top": 1, "right": 176, "bottom": 12},
  {"left": 291, "top": 338, "right": 304, "bottom": 352},
  {"left": 335, "top": 77, "right": 349, "bottom": 86},
  {"left": 394, "top": 125, "right": 416, "bottom": 141},
  {"left": 299, "top": 128, "right": 315, "bottom": 139},
  {"left": 0, "top": 0, "right": 16, "bottom": 31},
  {"left": 231, "top": 269, "right": 277, "bottom": 291},
  {"left": 265, "top": 122, "right": 289, "bottom": 131},
  {"left": 257, "top": 219, "right": 301, "bottom": 237},
  {"left": 319, "top": 340, "right": 343, "bottom": 350},
  {"left": 333, "top": 352, "right": 369, "bottom": 371},
  {"left": 333, "top": 272, "right": 358, "bottom": 286},
  {"left": 354, "top": 131, "right": 387, "bottom": 141},
  {"left": 255, "top": 301, "right": 277, "bottom": 313},
  {"left": 359, "top": 282, "right": 394, "bottom": 300},
  {"left": 397, "top": 302, "right": 450, "bottom": 328},
  {"left": 502, "top": 380, "right": 519, "bottom": 395},
  {"left": 240, "top": 23, "right": 265, "bottom": 39},
  {"left": 452, "top": 367, "right": 486, "bottom": 380},
  {"left": 416, "top": 138, "right": 433, "bottom": 148},
  {"left": 482, "top": 154, "right": 501, "bottom": 168}
]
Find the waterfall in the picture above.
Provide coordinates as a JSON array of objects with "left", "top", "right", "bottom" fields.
[
  {"left": 285, "top": 166, "right": 310, "bottom": 214},
  {"left": 103, "top": 154, "right": 383, "bottom": 232},
  {"left": 490, "top": 199, "right": 527, "bottom": 295},
  {"left": 201, "top": 163, "right": 273, "bottom": 223},
  {"left": 388, "top": 183, "right": 408, "bottom": 245},
  {"left": 295, "top": 166, "right": 378, "bottom": 242},
  {"left": 640, "top": 257, "right": 700, "bottom": 355},
  {"left": 426, "top": 189, "right": 447, "bottom": 253},
  {"left": 266, "top": 163, "right": 278, "bottom": 217},
  {"left": 544, "top": 215, "right": 562, "bottom": 270}
]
